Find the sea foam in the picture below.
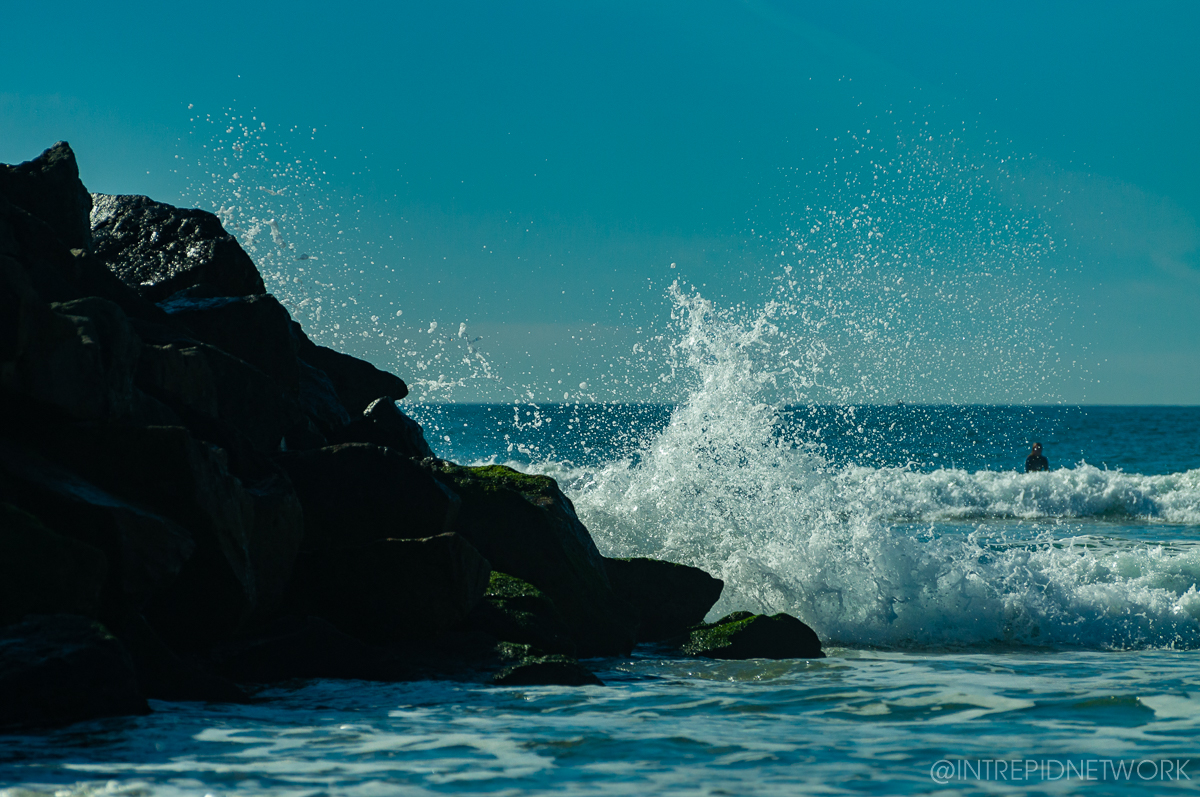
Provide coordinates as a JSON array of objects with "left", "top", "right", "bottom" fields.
[{"left": 559, "top": 286, "right": 1200, "bottom": 651}]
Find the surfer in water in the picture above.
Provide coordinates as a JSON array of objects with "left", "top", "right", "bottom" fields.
[{"left": 1025, "top": 442, "right": 1049, "bottom": 472}]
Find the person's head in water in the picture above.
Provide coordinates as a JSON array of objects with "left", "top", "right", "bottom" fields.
[{"left": 1025, "top": 441, "right": 1049, "bottom": 472}]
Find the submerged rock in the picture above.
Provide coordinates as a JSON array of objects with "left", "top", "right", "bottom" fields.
[
  {"left": 90, "top": 194, "right": 266, "bottom": 301},
  {"left": 0, "top": 614, "right": 148, "bottom": 728},
  {"left": 682, "top": 612, "right": 825, "bottom": 660},
  {"left": 491, "top": 655, "right": 604, "bottom": 687},
  {"left": 605, "top": 557, "right": 724, "bottom": 642}
]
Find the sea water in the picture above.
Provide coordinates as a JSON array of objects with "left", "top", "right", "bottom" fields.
[{"left": 3, "top": 389, "right": 1198, "bottom": 794}]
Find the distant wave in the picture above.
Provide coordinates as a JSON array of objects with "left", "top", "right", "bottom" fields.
[{"left": 835, "top": 463, "right": 1200, "bottom": 525}]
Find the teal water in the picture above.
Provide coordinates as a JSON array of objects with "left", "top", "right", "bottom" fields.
[{"left": 3, "top": 403, "right": 1198, "bottom": 796}]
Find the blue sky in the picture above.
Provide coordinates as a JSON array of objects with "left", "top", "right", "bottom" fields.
[{"left": 3, "top": 1, "right": 1197, "bottom": 403}]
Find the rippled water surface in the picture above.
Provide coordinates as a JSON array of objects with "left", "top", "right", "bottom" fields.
[{"left": 4, "top": 650, "right": 1200, "bottom": 796}]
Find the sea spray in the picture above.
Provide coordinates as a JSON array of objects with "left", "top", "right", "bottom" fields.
[{"left": 565, "top": 285, "right": 1200, "bottom": 651}]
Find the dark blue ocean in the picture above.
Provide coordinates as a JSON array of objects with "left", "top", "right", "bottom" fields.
[{"left": 4, "top": 402, "right": 1198, "bottom": 796}]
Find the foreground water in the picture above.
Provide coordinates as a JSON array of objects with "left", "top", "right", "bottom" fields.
[{"left": 3, "top": 403, "right": 1198, "bottom": 796}]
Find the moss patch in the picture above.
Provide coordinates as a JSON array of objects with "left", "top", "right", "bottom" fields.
[
  {"left": 682, "top": 612, "right": 756, "bottom": 655},
  {"left": 486, "top": 572, "right": 546, "bottom": 600}
]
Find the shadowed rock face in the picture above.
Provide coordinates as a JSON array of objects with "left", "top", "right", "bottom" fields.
[
  {"left": 0, "top": 142, "right": 93, "bottom": 251},
  {"left": 0, "top": 614, "right": 149, "bottom": 728},
  {"left": 158, "top": 293, "right": 301, "bottom": 395},
  {"left": 605, "top": 557, "right": 724, "bottom": 643},
  {"left": 90, "top": 194, "right": 266, "bottom": 301},
  {"left": 0, "top": 503, "right": 108, "bottom": 626},
  {"left": 286, "top": 533, "right": 492, "bottom": 644},
  {"left": 291, "top": 322, "right": 408, "bottom": 410},
  {"left": 329, "top": 396, "right": 434, "bottom": 459},
  {"left": 278, "top": 443, "right": 456, "bottom": 549}
]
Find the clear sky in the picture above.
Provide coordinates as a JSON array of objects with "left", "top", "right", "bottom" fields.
[{"left": 3, "top": 1, "right": 1198, "bottom": 404}]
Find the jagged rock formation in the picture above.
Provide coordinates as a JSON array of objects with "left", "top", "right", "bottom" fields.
[{"left": 0, "top": 142, "right": 810, "bottom": 729}]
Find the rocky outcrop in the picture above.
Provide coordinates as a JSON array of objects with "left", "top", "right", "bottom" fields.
[
  {"left": 0, "top": 615, "right": 148, "bottom": 727},
  {"left": 207, "top": 616, "right": 389, "bottom": 683},
  {"left": 90, "top": 194, "right": 266, "bottom": 301},
  {"left": 0, "top": 437, "right": 196, "bottom": 613},
  {"left": 0, "top": 142, "right": 93, "bottom": 251},
  {"left": 605, "top": 557, "right": 724, "bottom": 642},
  {"left": 434, "top": 463, "right": 637, "bottom": 656},
  {"left": 0, "top": 142, "right": 765, "bottom": 727},
  {"left": 681, "top": 612, "right": 824, "bottom": 660}
]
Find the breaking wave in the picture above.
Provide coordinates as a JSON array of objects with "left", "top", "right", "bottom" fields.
[{"left": 559, "top": 287, "right": 1200, "bottom": 652}]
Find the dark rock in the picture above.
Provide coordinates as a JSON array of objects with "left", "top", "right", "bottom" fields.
[
  {"left": 0, "top": 251, "right": 41, "bottom": 365},
  {"left": 433, "top": 463, "right": 637, "bottom": 656},
  {"left": 90, "top": 193, "right": 266, "bottom": 301},
  {"left": 0, "top": 193, "right": 167, "bottom": 323},
  {"left": 278, "top": 443, "right": 455, "bottom": 550},
  {"left": 1, "top": 291, "right": 143, "bottom": 422},
  {"left": 330, "top": 396, "right": 434, "bottom": 459},
  {"left": 207, "top": 616, "right": 388, "bottom": 682},
  {"left": 0, "top": 439, "right": 195, "bottom": 613},
  {"left": 158, "top": 293, "right": 300, "bottom": 394},
  {"left": 136, "top": 338, "right": 325, "bottom": 452},
  {"left": 292, "top": 322, "right": 408, "bottom": 411},
  {"left": 298, "top": 359, "right": 352, "bottom": 434},
  {"left": 605, "top": 557, "right": 724, "bottom": 642},
  {"left": 468, "top": 572, "right": 576, "bottom": 655},
  {"left": 108, "top": 612, "right": 247, "bottom": 703},
  {"left": 287, "top": 533, "right": 491, "bottom": 644},
  {"left": 0, "top": 503, "right": 108, "bottom": 626},
  {"left": 491, "top": 655, "right": 604, "bottom": 687},
  {"left": 681, "top": 612, "right": 825, "bottom": 660},
  {"left": 0, "top": 614, "right": 149, "bottom": 728},
  {"left": 0, "top": 142, "right": 93, "bottom": 251},
  {"left": 14, "top": 421, "right": 300, "bottom": 648}
]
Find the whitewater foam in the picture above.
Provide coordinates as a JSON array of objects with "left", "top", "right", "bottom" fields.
[{"left": 543, "top": 286, "right": 1200, "bottom": 652}]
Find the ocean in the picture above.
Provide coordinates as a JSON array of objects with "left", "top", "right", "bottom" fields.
[{"left": 3, "top": 396, "right": 1198, "bottom": 796}]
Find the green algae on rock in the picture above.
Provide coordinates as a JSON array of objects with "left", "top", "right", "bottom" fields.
[{"left": 683, "top": 611, "right": 824, "bottom": 660}]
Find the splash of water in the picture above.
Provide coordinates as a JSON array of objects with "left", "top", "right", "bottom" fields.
[{"left": 568, "top": 284, "right": 1200, "bottom": 651}]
